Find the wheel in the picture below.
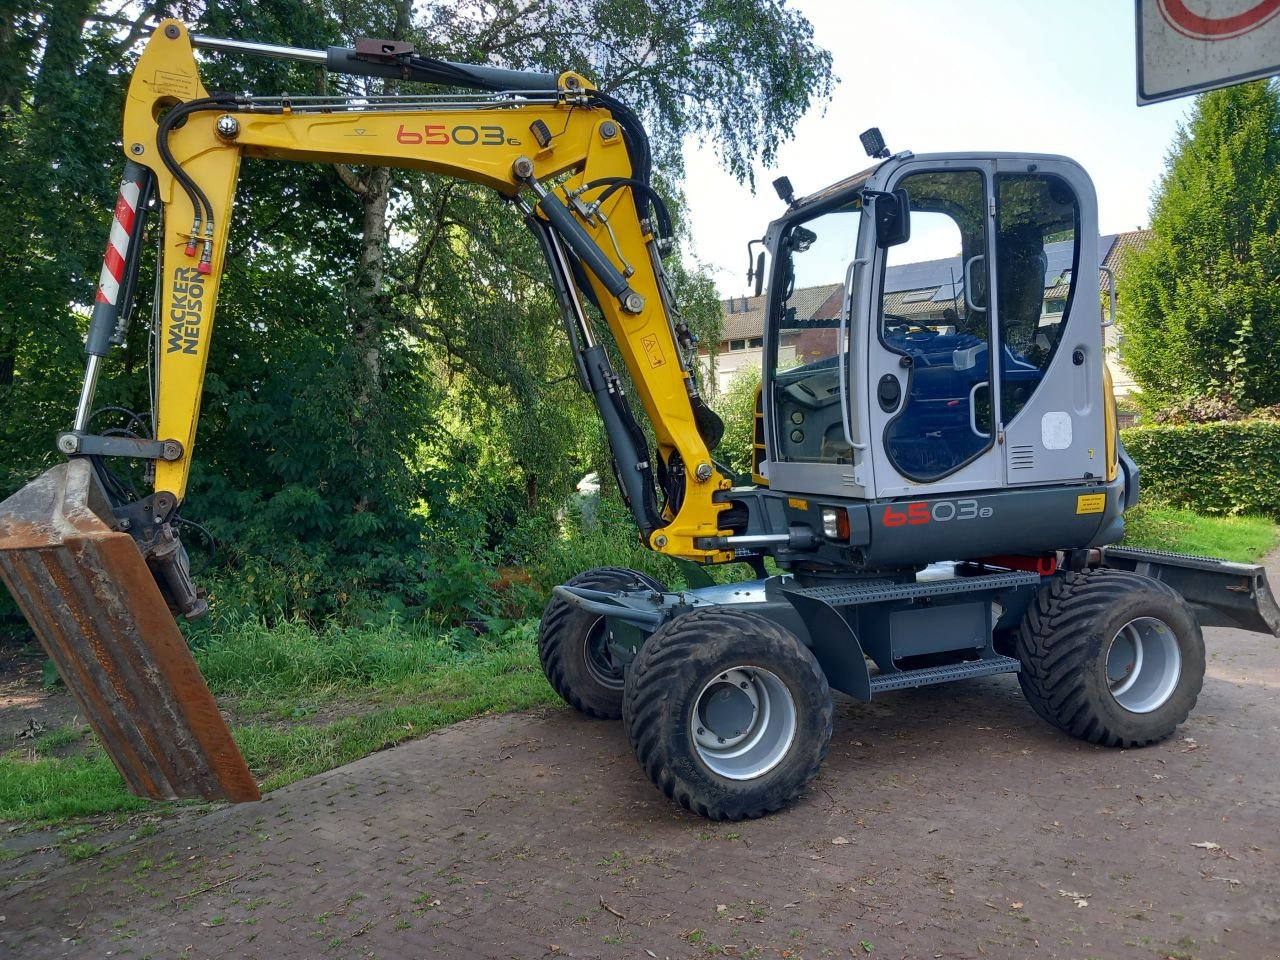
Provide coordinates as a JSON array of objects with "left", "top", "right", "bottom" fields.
[
  {"left": 538, "top": 566, "right": 666, "bottom": 719},
  {"left": 622, "top": 607, "right": 832, "bottom": 820},
  {"left": 1015, "top": 568, "right": 1205, "bottom": 747}
]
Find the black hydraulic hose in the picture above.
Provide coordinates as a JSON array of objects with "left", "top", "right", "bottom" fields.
[
  {"left": 157, "top": 97, "right": 236, "bottom": 220},
  {"left": 587, "top": 92, "right": 653, "bottom": 209},
  {"left": 583, "top": 177, "right": 673, "bottom": 239}
]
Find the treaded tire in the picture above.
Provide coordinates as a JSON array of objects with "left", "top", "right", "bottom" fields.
[
  {"left": 622, "top": 607, "right": 832, "bottom": 821},
  {"left": 1015, "top": 568, "right": 1204, "bottom": 747},
  {"left": 538, "top": 566, "right": 666, "bottom": 719}
]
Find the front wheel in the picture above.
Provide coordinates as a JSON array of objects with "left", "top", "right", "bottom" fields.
[
  {"left": 623, "top": 607, "right": 832, "bottom": 821},
  {"left": 538, "top": 566, "right": 666, "bottom": 719},
  {"left": 1015, "top": 569, "right": 1204, "bottom": 747}
]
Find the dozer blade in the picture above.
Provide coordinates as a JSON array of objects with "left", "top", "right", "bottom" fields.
[{"left": 0, "top": 459, "right": 259, "bottom": 802}]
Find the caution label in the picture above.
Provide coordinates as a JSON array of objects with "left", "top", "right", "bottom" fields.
[
  {"left": 1076, "top": 493, "right": 1107, "bottom": 515},
  {"left": 640, "top": 334, "right": 665, "bottom": 368},
  {"left": 788, "top": 498, "right": 809, "bottom": 511}
]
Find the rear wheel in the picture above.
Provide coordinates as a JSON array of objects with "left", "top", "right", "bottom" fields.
[
  {"left": 538, "top": 566, "right": 666, "bottom": 719},
  {"left": 623, "top": 607, "right": 832, "bottom": 821},
  {"left": 1015, "top": 569, "right": 1204, "bottom": 747}
]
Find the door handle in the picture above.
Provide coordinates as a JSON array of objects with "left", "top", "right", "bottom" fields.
[{"left": 964, "top": 254, "right": 986, "bottom": 313}]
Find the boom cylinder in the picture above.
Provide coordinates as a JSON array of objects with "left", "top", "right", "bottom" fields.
[{"left": 75, "top": 162, "right": 154, "bottom": 433}]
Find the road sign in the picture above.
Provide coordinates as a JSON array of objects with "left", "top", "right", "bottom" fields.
[{"left": 1137, "top": 0, "right": 1280, "bottom": 104}]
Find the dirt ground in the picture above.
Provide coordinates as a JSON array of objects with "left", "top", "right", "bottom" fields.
[{"left": 1, "top": 583, "right": 1279, "bottom": 959}]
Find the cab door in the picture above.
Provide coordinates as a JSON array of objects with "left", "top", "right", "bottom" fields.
[
  {"left": 865, "top": 161, "right": 1003, "bottom": 498},
  {"left": 991, "top": 158, "right": 1106, "bottom": 487}
]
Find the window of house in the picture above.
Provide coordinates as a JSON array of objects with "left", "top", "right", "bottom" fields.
[
  {"left": 748, "top": 337, "right": 763, "bottom": 348},
  {"left": 729, "top": 339, "right": 746, "bottom": 351}
]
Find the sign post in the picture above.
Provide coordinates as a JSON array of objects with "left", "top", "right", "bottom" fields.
[{"left": 1137, "top": 0, "right": 1280, "bottom": 104}]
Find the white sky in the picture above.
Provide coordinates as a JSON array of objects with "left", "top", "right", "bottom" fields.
[{"left": 680, "top": 0, "right": 1192, "bottom": 297}]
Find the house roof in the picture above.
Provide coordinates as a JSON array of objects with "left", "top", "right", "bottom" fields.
[{"left": 716, "top": 230, "right": 1152, "bottom": 343}]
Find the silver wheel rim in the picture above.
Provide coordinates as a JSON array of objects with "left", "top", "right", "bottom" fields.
[
  {"left": 1105, "top": 616, "right": 1182, "bottom": 714},
  {"left": 690, "top": 666, "right": 797, "bottom": 780}
]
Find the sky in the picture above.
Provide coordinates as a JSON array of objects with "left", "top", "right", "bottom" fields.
[{"left": 679, "top": 0, "right": 1194, "bottom": 297}]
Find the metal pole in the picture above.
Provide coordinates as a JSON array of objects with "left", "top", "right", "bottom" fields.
[{"left": 190, "top": 34, "right": 326, "bottom": 65}]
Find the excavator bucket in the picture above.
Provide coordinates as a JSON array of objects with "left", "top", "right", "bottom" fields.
[{"left": 0, "top": 459, "right": 259, "bottom": 802}]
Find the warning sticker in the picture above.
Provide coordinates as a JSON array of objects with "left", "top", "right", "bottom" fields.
[
  {"left": 640, "top": 334, "right": 665, "bottom": 368},
  {"left": 1076, "top": 493, "right": 1107, "bottom": 515},
  {"left": 153, "top": 70, "right": 197, "bottom": 99},
  {"left": 788, "top": 498, "right": 809, "bottom": 511}
]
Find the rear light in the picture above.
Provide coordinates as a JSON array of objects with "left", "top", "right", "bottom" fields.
[{"left": 821, "top": 507, "right": 850, "bottom": 541}]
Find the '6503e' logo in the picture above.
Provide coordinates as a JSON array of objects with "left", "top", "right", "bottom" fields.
[
  {"left": 396, "top": 123, "right": 519, "bottom": 146},
  {"left": 882, "top": 498, "right": 993, "bottom": 527}
]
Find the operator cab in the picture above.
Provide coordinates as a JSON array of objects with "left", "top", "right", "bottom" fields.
[{"left": 760, "top": 152, "right": 1106, "bottom": 503}]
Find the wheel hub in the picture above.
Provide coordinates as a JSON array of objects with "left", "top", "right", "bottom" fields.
[
  {"left": 1106, "top": 616, "right": 1182, "bottom": 714},
  {"left": 690, "top": 666, "right": 798, "bottom": 781},
  {"left": 695, "top": 670, "right": 760, "bottom": 749}
]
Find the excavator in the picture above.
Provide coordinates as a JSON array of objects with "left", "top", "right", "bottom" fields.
[{"left": 1, "top": 21, "right": 1277, "bottom": 821}]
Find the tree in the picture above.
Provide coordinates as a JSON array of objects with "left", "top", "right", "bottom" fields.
[
  {"left": 1117, "top": 80, "right": 1280, "bottom": 412},
  {"left": 0, "top": 1, "right": 834, "bottom": 623}
]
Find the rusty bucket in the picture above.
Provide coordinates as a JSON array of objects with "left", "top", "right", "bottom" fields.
[{"left": 0, "top": 459, "right": 258, "bottom": 802}]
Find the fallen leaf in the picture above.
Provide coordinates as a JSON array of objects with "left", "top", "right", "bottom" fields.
[
  {"left": 1010, "top": 901, "right": 1024, "bottom": 910},
  {"left": 645, "top": 951, "right": 657, "bottom": 958},
  {"left": 831, "top": 836, "right": 852, "bottom": 845},
  {"left": 717, "top": 904, "right": 728, "bottom": 913},
  {"left": 1057, "top": 889, "right": 1089, "bottom": 908},
  {"left": 1191, "top": 842, "right": 1222, "bottom": 851}
]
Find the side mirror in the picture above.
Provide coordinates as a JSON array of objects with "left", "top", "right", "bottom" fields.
[
  {"left": 753, "top": 251, "right": 766, "bottom": 298},
  {"left": 871, "top": 188, "right": 911, "bottom": 248}
]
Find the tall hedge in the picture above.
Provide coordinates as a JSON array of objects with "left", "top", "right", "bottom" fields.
[{"left": 1122, "top": 421, "right": 1280, "bottom": 517}]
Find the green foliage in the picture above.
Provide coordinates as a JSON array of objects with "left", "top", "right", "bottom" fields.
[
  {"left": 711, "top": 366, "right": 761, "bottom": 477},
  {"left": 1123, "top": 420, "right": 1280, "bottom": 517},
  {"left": 525, "top": 495, "right": 684, "bottom": 590},
  {"left": 0, "top": 2, "right": 834, "bottom": 630},
  {"left": 1117, "top": 81, "right": 1280, "bottom": 412}
]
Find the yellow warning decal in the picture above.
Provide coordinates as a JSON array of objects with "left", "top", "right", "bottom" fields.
[
  {"left": 640, "top": 334, "right": 665, "bottom": 368},
  {"left": 788, "top": 498, "right": 809, "bottom": 511},
  {"left": 1076, "top": 493, "right": 1107, "bottom": 515}
]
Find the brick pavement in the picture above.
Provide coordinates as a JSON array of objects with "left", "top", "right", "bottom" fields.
[{"left": 2, "top": 619, "right": 1278, "bottom": 959}]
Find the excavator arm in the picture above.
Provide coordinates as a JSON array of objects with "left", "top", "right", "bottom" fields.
[{"left": 0, "top": 20, "right": 731, "bottom": 802}]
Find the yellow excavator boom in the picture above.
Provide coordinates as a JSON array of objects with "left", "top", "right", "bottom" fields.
[{"left": 0, "top": 20, "right": 731, "bottom": 801}]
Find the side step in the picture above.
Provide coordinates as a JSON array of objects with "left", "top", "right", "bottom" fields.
[
  {"left": 869, "top": 655, "right": 1020, "bottom": 693},
  {"left": 0, "top": 460, "right": 259, "bottom": 803},
  {"left": 1102, "top": 545, "right": 1280, "bottom": 636},
  {"left": 786, "top": 569, "right": 1040, "bottom": 607}
]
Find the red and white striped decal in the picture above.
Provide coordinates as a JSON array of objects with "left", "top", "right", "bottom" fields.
[{"left": 94, "top": 176, "right": 144, "bottom": 306}]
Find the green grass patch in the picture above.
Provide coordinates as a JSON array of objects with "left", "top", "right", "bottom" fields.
[
  {"left": 0, "top": 619, "right": 554, "bottom": 826},
  {"left": 0, "top": 752, "right": 153, "bottom": 823},
  {"left": 1123, "top": 502, "right": 1279, "bottom": 563}
]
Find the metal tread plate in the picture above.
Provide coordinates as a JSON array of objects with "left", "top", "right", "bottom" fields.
[
  {"left": 785, "top": 570, "right": 1039, "bottom": 608},
  {"left": 869, "top": 655, "right": 1021, "bottom": 693}
]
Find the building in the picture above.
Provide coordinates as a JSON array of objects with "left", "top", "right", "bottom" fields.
[{"left": 709, "top": 230, "right": 1149, "bottom": 398}]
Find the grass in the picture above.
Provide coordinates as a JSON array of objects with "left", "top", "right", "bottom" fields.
[
  {"left": 0, "top": 618, "right": 556, "bottom": 825},
  {"left": 1122, "top": 501, "right": 1278, "bottom": 563}
]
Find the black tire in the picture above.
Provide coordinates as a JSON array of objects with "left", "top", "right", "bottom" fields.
[
  {"left": 622, "top": 607, "right": 832, "bottom": 821},
  {"left": 1015, "top": 568, "right": 1204, "bottom": 747},
  {"left": 538, "top": 566, "right": 666, "bottom": 719}
]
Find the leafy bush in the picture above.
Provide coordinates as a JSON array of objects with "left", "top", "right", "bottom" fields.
[
  {"left": 1123, "top": 420, "right": 1280, "bottom": 517},
  {"left": 712, "top": 367, "right": 762, "bottom": 479}
]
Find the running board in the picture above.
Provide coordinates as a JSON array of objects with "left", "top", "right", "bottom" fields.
[
  {"left": 1101, "top": 545, "right": 1280, "bottom": 637},
  {"left": 869, "top": 655, "right": 1020, "bottom": 693},
  {"left": 785, "top": 570, "right": 1039, "bottom": 608}
]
